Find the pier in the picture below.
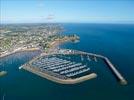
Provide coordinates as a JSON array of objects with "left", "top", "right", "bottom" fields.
[{"left": 104, "top": 57, "right": 127, "bottom": 85}]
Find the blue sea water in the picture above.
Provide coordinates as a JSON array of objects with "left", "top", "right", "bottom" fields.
[{"left": 0, "top": 23, "right": 134, "bottom": 100}]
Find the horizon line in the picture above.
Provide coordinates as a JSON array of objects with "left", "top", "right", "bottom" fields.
[{"left": 1, "top": 22, "right": 134, "bottom": 25}]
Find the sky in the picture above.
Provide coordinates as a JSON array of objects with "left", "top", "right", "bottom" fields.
[{"left": 0, "top": 0, "right": 134, "bottom": 24}]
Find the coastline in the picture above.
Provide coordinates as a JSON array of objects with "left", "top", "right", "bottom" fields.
[
  {"left": 0, "top": 47, "right": 40, "bottom": 59},
  {"left": 0, "top": 35, "right": 77, "bottom": 58}
]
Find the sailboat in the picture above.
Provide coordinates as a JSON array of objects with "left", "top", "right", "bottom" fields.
[
  {"left": 2, "top": 93, "right": 5, "bottom": 100},
  {"left": 87, "top": 55, "right": 91, "bottom": 61},
  {"left": 81, "top": 55, "right": 84, "bottom": 61}
]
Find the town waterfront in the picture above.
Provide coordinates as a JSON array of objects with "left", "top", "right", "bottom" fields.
[{"left": 0, "top": 23, "right": 134, "bottom": 100}]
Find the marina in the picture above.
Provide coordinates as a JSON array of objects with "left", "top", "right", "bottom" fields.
[
  {"left": 21, "top": 49, "right": 127, "bottom": 85},
  {"left": 22, "top": 51, "right": 97, "bottom": 84}
]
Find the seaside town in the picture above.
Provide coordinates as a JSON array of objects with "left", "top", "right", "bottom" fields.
[{"left": 0, "top": 24, "right": 79, "bottom": 57}]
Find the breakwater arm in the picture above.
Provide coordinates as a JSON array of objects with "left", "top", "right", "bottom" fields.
[{"left": 104, "top": 57, "right": 127, "bottom": 85}]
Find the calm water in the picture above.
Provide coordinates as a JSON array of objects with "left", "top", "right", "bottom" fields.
[{"left": 0, "top": 23, "right": 134, "bottom": 100}]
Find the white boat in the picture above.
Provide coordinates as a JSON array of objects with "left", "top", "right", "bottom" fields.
[
  {"left": 19, "top": 66, "right": 23, "bottom": 69},
  {"left": 87, "top": 55, "right": 91, "bottom": 61}
]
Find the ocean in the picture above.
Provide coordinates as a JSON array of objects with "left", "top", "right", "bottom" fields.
[{"left": 0, "top": 23, "right": 134, "bottom": 100}]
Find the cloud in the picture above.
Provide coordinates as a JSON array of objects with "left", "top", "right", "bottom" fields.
[
  {"left": 46, "top": 14, "right": 55, "bottom": 20},
  {"left": 1, "top": 15, "right": 55, "bottom": 20},
  {"left": 1, "top": 15, "right": 56, "bottom": 23}
]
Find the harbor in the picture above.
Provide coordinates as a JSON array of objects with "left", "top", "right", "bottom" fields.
[
  {"left": 21, "top": 51, "right": 97, "bottom": 84},
  {"left": 21, "top": 49, "right": 127, "bottom": 85}
]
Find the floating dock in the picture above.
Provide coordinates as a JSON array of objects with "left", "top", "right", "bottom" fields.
[{"left": 21, "top": 54, "right": 97, "bottom": 84}]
